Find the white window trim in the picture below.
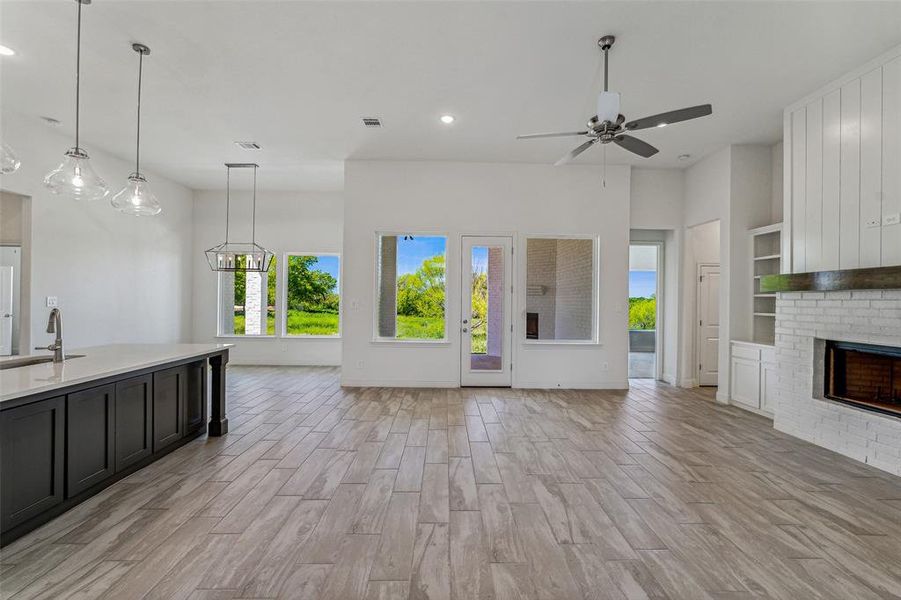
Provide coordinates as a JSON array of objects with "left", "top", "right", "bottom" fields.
[
  {"left": 281, "top": 251, "right": 343, "bottom": 338},
  {"left": 371, "top": 231, "right": 450, "bottom": 343},
  {"left": 520, "top": 233, "right": 601, "bottom": 346}
]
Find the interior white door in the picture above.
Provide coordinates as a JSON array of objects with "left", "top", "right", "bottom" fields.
[
  {"left": 461, "top": 236, "right": 512, "bottom": 387},
  {"left": 697, "top": 264, "right": 720, "bottom": 386},
  {"left": 0, "top": 266, "right": 13, "bottom": 356}
]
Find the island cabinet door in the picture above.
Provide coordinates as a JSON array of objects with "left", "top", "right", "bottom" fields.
[
  {"left": 67, "top": 384, "right": 116, "bottom": 497},
  {"left": 115, "top": 374, "right": 153, "bottom": 472},
  {"left": 183, "top": 361, "right": 207, "bottom": 436},
  {"left": 153, "top": 366, "right": 185, "bottom": 452},
  {"left": 1, "top": 396, "right": 65, "bottom": 533}
]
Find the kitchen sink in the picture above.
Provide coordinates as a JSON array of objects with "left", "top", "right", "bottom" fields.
[{"left": 0, "top": 354, "right": 86, "bottom": 370}]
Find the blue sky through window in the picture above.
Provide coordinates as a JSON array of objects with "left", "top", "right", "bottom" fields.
[
  {"left": 629, "top": 271, "right": 656, "bottom": 298},
  {"left": 397, "top": 236, "right": 446, "bottom": 274},
  {"left": 305, "top": 255, "right": 340, "bottom": 289}
]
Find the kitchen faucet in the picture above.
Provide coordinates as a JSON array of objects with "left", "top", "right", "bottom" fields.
[{"left": 36, "top": 308, "right": 64, "bottom": 362}]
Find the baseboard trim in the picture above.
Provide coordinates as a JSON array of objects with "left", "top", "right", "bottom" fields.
[
  {"left": 341, "top": 378, "right": 459, "bottom": 388},
  {"left": 514, "top": 380, "right": 629, "bottom": 390},
  {"left": 679, "top": 378, "right": 698, "bottom": 388}
]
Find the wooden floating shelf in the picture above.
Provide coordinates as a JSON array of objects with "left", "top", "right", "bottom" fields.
[
  {"left": 753, "top": 312, "right": 776, "bottom": 317},
  {"left": 760, "top": 265, "right": 901, "bottom": 293},
  {"left": 754, "top": 254, "right": 782, "bottom": 261},
  {"left": 754, "top": 293, "right": 777, "bottom": 298}
]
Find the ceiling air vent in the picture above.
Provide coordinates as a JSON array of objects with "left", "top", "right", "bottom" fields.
[
  {"left": 362, "top": 117, "right": 382, "bottom": 128},
  {"left": 234, "top": 141, "right": 262, "bottom": 150}
]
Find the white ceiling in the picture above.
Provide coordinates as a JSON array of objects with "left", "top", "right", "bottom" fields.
[{"left": 2, "top": 1, "right": 900, "bottom": 191}]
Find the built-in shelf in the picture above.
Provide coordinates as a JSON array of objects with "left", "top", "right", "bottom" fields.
[{"left": 750, "top": 223, "right": 782, "bottom": 345}]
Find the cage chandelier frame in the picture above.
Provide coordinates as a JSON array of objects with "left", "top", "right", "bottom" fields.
[{"left": 205, "top": 163, "right": 274, "bottom": 273}]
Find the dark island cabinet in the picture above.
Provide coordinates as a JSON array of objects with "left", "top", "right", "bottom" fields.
[
  {"left": 114, "top": 374, "right": 153, "bottom": 472},
  {"left": 0, "top": 348, "right": 228, "bottom": 545},
  {"left": 66, "top": 384, "right": 115, "bottom": 496},
  {"left": 153, "top": 366, "right": 184, "bottom": 452},
  {"left": 0, "top": 396, "right": 65, "bottom": 532},
  {"left": 184, "top": 361, "right": 207, "bottom": 436}
]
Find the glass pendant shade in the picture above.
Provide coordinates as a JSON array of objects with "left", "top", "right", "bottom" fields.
[
  {"left": 0, "top": 141, "right": 21, "bottom": 174},
  {"left": 43, "top": 147, "right": 109, "bottom": 201},
  {"left": 111, "top": 173, "right": 161, "bottom": 216},
  {"left": 205, "top": 242, "right": 274, "bottom": 273}
]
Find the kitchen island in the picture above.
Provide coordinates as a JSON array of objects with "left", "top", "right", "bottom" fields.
[{"left": 0, "top": 343, "right": 231, "bottom": 544}]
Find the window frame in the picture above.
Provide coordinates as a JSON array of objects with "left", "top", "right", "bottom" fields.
[
  {"left": 215, "top": 258, "right": 278, "bottom": 339},
  {"left": 371, "top": 231, "right": 450, "bottom": 345},
  {"left": 280, "top": 251, "right": 343, "bottom": 338},
  {"left": 521, "top": 233, "right": 600, "bottom": 346}
]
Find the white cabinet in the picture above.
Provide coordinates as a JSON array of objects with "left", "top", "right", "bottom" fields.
[
  {"left": 729, "top": 341, "right": 775, "bottom": 418},
  {"left": 784, "top": 45, "right": 901, "bottom": 273}
]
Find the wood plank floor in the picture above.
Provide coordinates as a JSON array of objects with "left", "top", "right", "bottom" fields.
[{"left": 3, "top": 366, "right": 901, "bottom": 599}]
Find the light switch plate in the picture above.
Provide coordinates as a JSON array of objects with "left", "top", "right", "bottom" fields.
[
  {"left": 883, "top": 213, "right": 901, "bottom": 226},
  {"left": 46, "top": 296, "right": 58, "bottom": 308},
  {"left": 865, "top": 218, "right": 881, "bottom": 228}
]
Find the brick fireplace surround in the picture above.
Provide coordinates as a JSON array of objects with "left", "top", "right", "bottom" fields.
[{"left": 775, "top": 289, "right": 901, "bottom": 476}]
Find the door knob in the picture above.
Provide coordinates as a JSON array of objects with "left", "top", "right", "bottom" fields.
[
  {"left": 463, "top": 319, "right": 468, "bottom": 324},
  {"left": 462, "top": 328, "right": 468, "bottom": 333}
]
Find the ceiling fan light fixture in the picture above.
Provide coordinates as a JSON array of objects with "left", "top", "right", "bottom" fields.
[{"left": 596, "top": 91, "right": 620, "bottom": 124}]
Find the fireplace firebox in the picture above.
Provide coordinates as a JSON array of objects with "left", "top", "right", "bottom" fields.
[{"left": 824, "top": 340, "right": 901, "bottom": 417}]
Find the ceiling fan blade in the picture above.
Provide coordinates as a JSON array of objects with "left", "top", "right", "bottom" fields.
[
  {"left": 517, "top": 131, "right": 589, "bottom": 140},
  {"left": 624, "top": 104, "right": 712, "bottom": 131},
  {"left": 554, "top": 138, "right": 598, "bottom": 166},
  {"left": 613, "top": 135, "right": 659, "bottom": 158}
]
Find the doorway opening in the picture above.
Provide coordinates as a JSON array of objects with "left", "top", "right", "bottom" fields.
[
  {"left": 461, "top": 236, "right": 512, "bottom": 387},
  {"left": 628, "top": 243, "right": 660, "bottom": 379}
]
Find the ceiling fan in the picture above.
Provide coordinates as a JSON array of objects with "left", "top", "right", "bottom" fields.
[{"left": 517, "top": 35, "right": 712, "bottom": 166}]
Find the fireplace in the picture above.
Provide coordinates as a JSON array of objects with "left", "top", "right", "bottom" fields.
[{"left": 824, "top": 340, "right": 901, "bottom": 417}]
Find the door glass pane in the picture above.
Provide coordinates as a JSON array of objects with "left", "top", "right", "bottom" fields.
[
  {"left": 628, "top": 244, "right": 658, "bottom": 378},
  {"left": 470, "top": 245, "right": 503, "bottom": 371}
]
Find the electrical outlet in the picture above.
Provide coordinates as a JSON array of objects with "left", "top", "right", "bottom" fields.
[
  {"left": 865, "top": 218, "right": 881, "bottom": 229},
  {"left": 883, "top": 213, "right": 901, "bottom": 226},
  {"left": 350, "top": 299, "right": 359, "bottom": 310},
  {"left": 356, "top": 360, "right": 364, "bottom": 369},
  {"left": 46, "top": 296, "right": 58, "bottom": 308},
  {"left": 601, "top": 361, "right": 609, "bottom": 371}
]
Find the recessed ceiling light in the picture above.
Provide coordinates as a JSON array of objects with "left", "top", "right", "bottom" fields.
[
  {"left": 0, "top": 45, "right": 16, "bottom": 56},
  {"left": 678, "top": 153, "right": 691, "bottom": 161},
  {"left": 41, "top": 116, "right": 62, "bottom": 126},
  {"left": 657, "top": 122, "right": 667, "bottom": 128},
  {"left": 440, "top": 115, "right": 455, "bottom": 124}
]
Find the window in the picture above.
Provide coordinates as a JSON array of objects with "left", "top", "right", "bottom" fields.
[
  {"left": 525, "top": 237, "right": 597, "bottom": 341},
  {"left": 218, "top": 256, "right": 277, "bottom": 336},
  {"left": 284, "top": 254, "right": 341, "bottom": 336},
  {"left": 376, "top": 234, "right": 447, "bottom": 341}
]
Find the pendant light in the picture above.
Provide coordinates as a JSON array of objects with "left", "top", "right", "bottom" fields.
[
  {"left": 43, "top": 0, "right": 108, "bottom": 201},
  {"left": 205, "top": 163, "right": 274, "bottom": 272},
  {"left": 0, "top": 141, "right": 21, "bottom": 174},
  {"left": 111, "top": 43, "right": 161, "bottom": 216}
]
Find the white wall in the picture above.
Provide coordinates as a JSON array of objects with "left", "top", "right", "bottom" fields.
[
  {"left": 342, "top": 160, "right": 630, "bottom": 388},
  {"left": 630, "top": 168, "right": 684, "bottom": 229},
  {"left": 0, "top": 110, "right": 194, "bottom": 351},
  {"left": 192, "top": 190, "right": 343, "bottom": 366},
  {"left": 771, "top": 141, "right": 784, "bottom": 222}
]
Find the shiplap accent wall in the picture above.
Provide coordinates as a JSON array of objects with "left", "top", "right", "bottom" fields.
[{"left": 783, "top": 44, "right": 901, "bottom": 273}]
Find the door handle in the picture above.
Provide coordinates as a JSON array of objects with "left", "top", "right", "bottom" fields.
[
  {"left": 462, "top": 319, "right": 468, "bottom": 324},
  {"left": 462, "top": 328, "right": 468, "bottom": 333}
]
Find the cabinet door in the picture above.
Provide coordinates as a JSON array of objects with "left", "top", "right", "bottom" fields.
[
  {"left": 1, "top": 397, "right": 65, "bottom": 532},
  {"left": 183, "top": 361, "right": 206, "bottom": 436},
  {"left": 115, "top": 374, "right": 152, "bottom": 472},
  {"left": 760, "top": 362, "right": 778, "bottom": 415},
  {"left": 67, "top": 384, "right": 115, "bottom": 497},
  {"left": 153, "top": 366, "right": 185, "bottom": 452},
  {"left": 730, "top": 357, "right": 761, "bottom": 409}
]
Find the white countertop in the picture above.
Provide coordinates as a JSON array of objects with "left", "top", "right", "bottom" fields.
[{"left": 0, "top": 343, "right": 232, "bottom": 404}]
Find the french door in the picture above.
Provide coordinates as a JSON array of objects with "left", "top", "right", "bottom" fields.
[{"left": 460, "top": 236, "right": 513, "bottom": 387}]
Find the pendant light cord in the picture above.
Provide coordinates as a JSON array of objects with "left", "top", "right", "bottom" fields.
[
  {"left": 135, "top": 49, "right": 144, "bottom": 175},
  {"left": 74, "top": 0, "right": 82, "bottom": 150},
  {"left": 225, "top": 167, "right": 231, "bottom": 242},
  {"left": 252, "top": 165, "right": 257, "bottom": 245}
]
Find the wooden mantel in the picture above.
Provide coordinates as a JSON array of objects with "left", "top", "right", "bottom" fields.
[{"left": 760, "top": 265, "right": 901, "bottom": 293}]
